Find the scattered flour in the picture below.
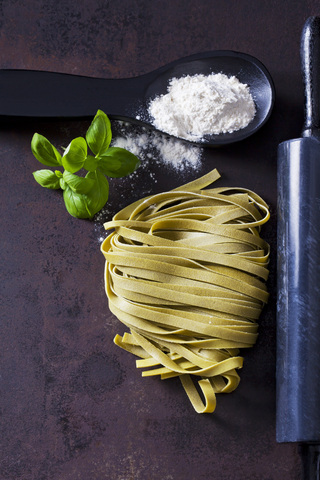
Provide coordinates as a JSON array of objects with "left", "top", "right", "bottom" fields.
[
  {"left": 111, "top": 122, "right": 202, "bottom": 172},
  {"left": 148, "top": 73, "right": 256, "bottom": 141}
]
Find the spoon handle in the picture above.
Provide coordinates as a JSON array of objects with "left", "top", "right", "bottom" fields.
[
  {"left": 301, "top": 16, "right": 320, "bottom": 139},
  {"left": 0, "top": 69, "right": 146, "bottom": 119}
]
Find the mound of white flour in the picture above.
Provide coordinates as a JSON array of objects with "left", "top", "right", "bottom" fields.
[{"left": 148, "top": 73, "right": 256, "bottom": 141}]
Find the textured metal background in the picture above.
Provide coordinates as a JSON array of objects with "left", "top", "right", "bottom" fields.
[{"left": 0, "top": 1, "right": 317, "bottom": 479}]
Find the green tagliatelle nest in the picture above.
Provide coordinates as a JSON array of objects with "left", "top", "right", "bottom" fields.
[{"left": 101, "top": 169, "right": 270, "bottom": 413}]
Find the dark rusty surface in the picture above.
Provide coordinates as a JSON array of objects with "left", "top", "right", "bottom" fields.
[{"left": 0, "top": 1, "right": 318, "bottom": 479}]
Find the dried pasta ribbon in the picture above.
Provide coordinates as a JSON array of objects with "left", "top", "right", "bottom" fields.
[{"left": 101, "top": 169, "right": 270, "bottom": 413}]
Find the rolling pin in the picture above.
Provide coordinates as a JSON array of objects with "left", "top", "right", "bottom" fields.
[{"left": 277, "top": 16, "right": 320, "bottom": 480}]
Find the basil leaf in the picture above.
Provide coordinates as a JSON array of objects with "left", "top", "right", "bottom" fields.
[
  {"left": 31, "top": 133, "right": 62, "bottom": 167},
  {"left": 84, "top": 155, "right": 99, "bottom": 172},
  {"left": 98, "top": 147, "right": 140, "bottom": 178},
  {"left": 98, "top": 156, "right": 121, "bottom": 175},
  {"left": 62, "top": 137, "right": 87, "bottom": 173},
  {"left": 63, "top": 171, "right": 95, "bottom": 194},
  {"left": 86, "top": 110, "right": 112, "bottom": 156},
  {"left": 59, "top": 178, "right": 67, "bottom": 190},
  {"left": 33, "top": 169, "right": 61, "bottom": 189},
  {"left": 63, "top": 187, "right": 92, "bottom": 219},
  {"left": 85, "top": 170, "right": 109, "bottom": 217}
]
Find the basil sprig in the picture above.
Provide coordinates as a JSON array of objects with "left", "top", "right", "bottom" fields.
[{"left": 31, "top": 110, "right": 140, "bottom": 219}]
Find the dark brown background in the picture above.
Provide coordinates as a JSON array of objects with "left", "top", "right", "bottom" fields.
[{"left": 0, "top": 1, "right": 317, "bottom": 479}]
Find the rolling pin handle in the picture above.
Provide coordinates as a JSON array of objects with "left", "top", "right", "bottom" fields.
[{"left": 301, "top": 16, "right": 320, "bottom": 140}]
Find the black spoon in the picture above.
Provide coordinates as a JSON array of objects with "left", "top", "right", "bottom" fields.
[{"left": 0, "top": 50, "right": 275, "bottom": 146}]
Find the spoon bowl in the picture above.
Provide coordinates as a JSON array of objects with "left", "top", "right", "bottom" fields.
[
  {"left": 143, "top": 50, "right": 275, "bottom": 146},
  {"left": 0, "top": 50, "right": 275, "bottom": 147}
]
